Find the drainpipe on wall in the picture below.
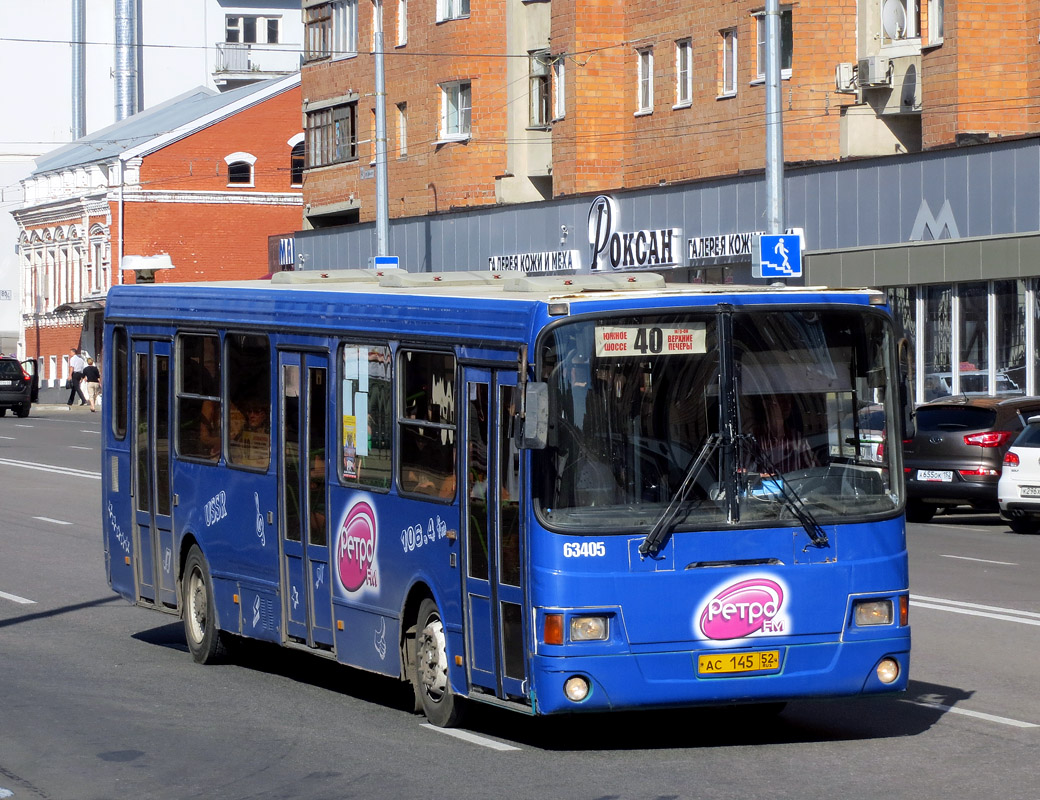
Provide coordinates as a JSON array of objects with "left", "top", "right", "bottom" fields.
[{"left": 71, "top": 0, "right": 86, "bottom": 139}]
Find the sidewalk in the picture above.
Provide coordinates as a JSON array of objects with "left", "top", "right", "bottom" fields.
[{"left": 37, "top": 385, "right": 95, "bottom": 408}]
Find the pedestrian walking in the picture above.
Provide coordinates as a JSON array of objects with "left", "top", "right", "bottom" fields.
[
  {"left": 81, "top": 357, "right": 101, "bottom": 412},
  {"left": 67, "top": 347, "right": 87, "bottom": 407}
]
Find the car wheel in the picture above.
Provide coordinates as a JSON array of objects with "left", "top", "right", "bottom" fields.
[
  {"left": 182, "top": 545, "right": 228, "bottom": 664},
  {"left": 906, "top": 501, "right": 937, "bottom": 523},
  {"left": 414, "top": 597, "right": 464, "bottom": 727},
  {"left": 0, "top": 408, "right": 6, "bottom": 417},
  {"left": 1009, "top": 518, "right": 1040, "bottom": 535},
  {"left": 15, "top": 402, "right": 30, "bottom": 418}
]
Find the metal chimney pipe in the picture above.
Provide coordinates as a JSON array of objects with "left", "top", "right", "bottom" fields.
[
  {"left": 114, "top": 0, "right": 139, "bottom": 120},
  {"left": 71, "top": 0, "right": 86, "bottom": 138}
]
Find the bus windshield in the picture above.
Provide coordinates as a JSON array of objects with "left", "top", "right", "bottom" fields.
[{"left": 534, "top": 307, "right": 901, "bottom": 532}]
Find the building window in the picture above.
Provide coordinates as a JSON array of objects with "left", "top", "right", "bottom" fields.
[
  {"left": 290, "top": 142, "right": 305, "bottom": 185},
  {"left": 675, "top": 39, "right": 692, "bottom": 107},
  {"left": 397, "top": 103, "right": 408, "bottom": 158},
  {"left": 224, "top": 152, "right": 256, "bottom": 186},
  {"left": 226, "top": 15, "right": 280, "bottom": 44},
  {"left": 881, "top": 0, "right": 919, "bottom": 44},
  {"left": 720, "top": 28, "right": 738, "bottom": 96},
  {"left": 436, "top": 0, "right": 469, "bottom": 23},
  {"left": 333, "top": 0, "right": 358, "bottom": 58},
  {"left": 755, "top": 8, "right": 793, "bottom": 80},
  {"left": 397, "top": 0, "right": 407, "bottom": 45},
  {"left": 306, "top": 103, "right": 358, "bottom": 167},
  {"left": 529, "top": 51, "right": 551, "bottom": 128},
  {"left": 637, "top": 48, "right": 654, "bottom": 114},
  {"left": 305, "top": 4, "right": 332, "bottom": 59},
  {"left": 928, "top": 0, "right": 943, "bottom": 43},
  {"left": 552, "top": 57, "right": 565, "bottom": 119},
  {"left": 441, "top": 81, "right": 471, "bottom": 139}
]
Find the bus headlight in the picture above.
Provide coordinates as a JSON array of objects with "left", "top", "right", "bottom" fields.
[
  {"left": 876, "top": 658, "right": 900, "bottom": 684},
  {"left": 564, "top": 675, "right": 590, "bottom": 702},
  {"left": 853, "top": 599, "right": 893, "bottom": 626},
  {"left": 570, "top": 616, "right": 608, "bottom": 641}
]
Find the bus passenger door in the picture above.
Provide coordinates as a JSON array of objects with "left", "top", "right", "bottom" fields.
[
  {"left": 278, "top": 352, "right": 334, "bottom": 650},
  {"left": 131, "top": 340, "right": 176, "bottom": 608},
  {"left": 462, "top": 368, "right": 527, "bottom": 700}
]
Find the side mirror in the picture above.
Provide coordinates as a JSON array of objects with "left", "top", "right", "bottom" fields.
[{"left": 518, "top": 382, "right": 548, "bottom": 449}]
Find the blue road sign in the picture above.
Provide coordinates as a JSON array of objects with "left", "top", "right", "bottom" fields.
[
  {"left": 368, "top": 255, "right": 400, "bottom": 269},
  {"left": 755, "top": 234, "right": 802, "bottom": 279}
]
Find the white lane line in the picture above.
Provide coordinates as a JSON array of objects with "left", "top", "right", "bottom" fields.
[
  {"left": 904, "top": 700, "right": 1038, "bottom": 728},
  {"left": 911, "top": 595, "right": 1040, "bottom": 626},
  {"left": 69, "top": 445, "right": 93, "bottom": 451},
  {"left": 33, "top": 516, "right": 72, "bottom": 526},
  {"left": 420, "top": 723, "right": 521, "bottom": 751},
  {"left": 0, "top": 457, "right": 100, "bottom": 480},
  {"left": 0, "top": 436, "right": 15, "bottom": 440},
  {"left": 0, "top": 590, "right": 35, "bottom": 605},
  {"left": 940, "top": 554, "right": 1017, "bottom": 566}
]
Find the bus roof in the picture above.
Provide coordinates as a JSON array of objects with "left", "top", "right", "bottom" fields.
[{"left": 103, "top": 270, "right": 888, "bottom": 347}]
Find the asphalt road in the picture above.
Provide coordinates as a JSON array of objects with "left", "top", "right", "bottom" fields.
[{"left": 1, "top": 406, "right": 1039, "bottom": 799}]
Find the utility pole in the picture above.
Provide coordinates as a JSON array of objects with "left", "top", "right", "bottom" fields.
[
  {"left": 764, "top": 0, "right": 784, "bottom": 234},
  {"left": 373, "top": 0, "right": 389, "bottom": 257}
]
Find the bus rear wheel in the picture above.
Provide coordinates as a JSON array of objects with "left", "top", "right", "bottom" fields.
[
  {"left": 182, "top": 545, "right": 227, "bottom": 664},
  {"left": 415, "top": 598, "right": 463, "bottom": 727}
]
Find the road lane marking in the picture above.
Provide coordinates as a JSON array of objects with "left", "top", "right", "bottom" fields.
[
  {"left": 69, "top": 445, "right": 93, "bottom": 450},
  {"left": 33, "top": 516, "right": 72, "bottom": 525},
  {"left": 420, "top": 723, "right": 521, "bottom": 751},
  {"left": 940, "top": 554, "right": 1017, "bottom": 566},
  {"left": 911, "top": 594, "right": 1040, "bottom": 626},
  {"left": 904, "top": 700, "right": 1038, "bottom": 728},
  {"left": 0, "top": 590, "right": 35, "bottom": 605},
  {"left": 0, "top": 457, "right": 100, "bottom": 480}
]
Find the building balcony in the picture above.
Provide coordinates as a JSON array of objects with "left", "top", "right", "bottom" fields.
[{"left": 214, "top": 42, "right": 302, "bottom": 87}]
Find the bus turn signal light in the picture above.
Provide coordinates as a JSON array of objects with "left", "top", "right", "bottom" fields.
[{"left": 544, "top": 614, "right": 563, "bottom": 645}]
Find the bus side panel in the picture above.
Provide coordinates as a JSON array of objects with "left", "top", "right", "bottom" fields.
[
  {"left": 103, "top": 442, "right": 137, "bottom": 603},
  {"left": 326, "top": 488, "right": 462, "bottom": 681},
  {"left": 171, "top": 460, "right": 282, "bottom": 643}
]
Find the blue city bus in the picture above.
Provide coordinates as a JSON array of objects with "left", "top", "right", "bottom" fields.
[{"left": 101, "top": 269, "right": 911, "bottom": 727}]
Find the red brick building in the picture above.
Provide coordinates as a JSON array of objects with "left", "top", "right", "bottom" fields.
[{"left": 15, "top": 74, "right": 302, "bottom": 384}]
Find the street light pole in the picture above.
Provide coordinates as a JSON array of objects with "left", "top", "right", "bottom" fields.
[
  {"left": 373, "top": 0, "right": 389, "bottom": 257},
  {"left": 764, "top": 0, "right": 784, "bottom": 235}
]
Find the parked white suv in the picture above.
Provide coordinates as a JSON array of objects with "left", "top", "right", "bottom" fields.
[{"left": 998, "top": 414, "right": 1040, "bottom": 534}]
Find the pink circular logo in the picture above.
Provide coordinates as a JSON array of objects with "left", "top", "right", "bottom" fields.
[
  {"left": 698, "top": 578, "right": 785, "bottom": 640},
  {"left": 337, "top": 501, "right": 376, "bottom": 592}
]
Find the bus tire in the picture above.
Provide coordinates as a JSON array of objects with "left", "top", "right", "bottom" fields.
[
  {"left": 415, "top": 598, "right": 463, "bottom": 727},
  {"left": 182, "top": 545, "right": 227, "bottom": 664}
]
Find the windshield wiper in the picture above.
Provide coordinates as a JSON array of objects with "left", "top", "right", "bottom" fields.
[
  {"left": 740, "top": 434, "right": 829, "bottom": 549},
  {"left": 639, "top": 433, "right": 722, "bottom": 558}
]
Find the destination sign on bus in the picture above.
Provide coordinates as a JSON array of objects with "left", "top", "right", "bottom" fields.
[{"left": 595, "top": 324, "right": 706, "bottom": 357}]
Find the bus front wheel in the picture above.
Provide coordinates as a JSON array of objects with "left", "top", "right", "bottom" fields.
[
  {"left": 182, "top": 545, "right": 227, "bottom": 664},
  {"left": 415, "top": 598, "right": 463, "bottom": 727}
]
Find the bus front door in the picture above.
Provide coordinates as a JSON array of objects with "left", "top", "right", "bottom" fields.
[
  {"left": 278, "top": 352, "right": 334, "bottom": 650},
  {"left": 462, "top": 368, "right": 527, "bottom": 701},
  {"left": 131, "top": 340, "right": 176, "bottom": 608}
]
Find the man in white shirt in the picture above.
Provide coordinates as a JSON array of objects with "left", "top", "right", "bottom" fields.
[{"left": 67, "top": 347, "right": 87, "bottom": 407}]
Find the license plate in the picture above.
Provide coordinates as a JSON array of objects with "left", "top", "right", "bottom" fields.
[
  {"left": 697, "top": 650, "right": 781, "bottom": 676},
  {"left": 917, "top": 470, "right": 953, "bottom": 482},
  {"left": 0, "top": 380, "right": 12, "bottom": 387},
  {"left": 1021, "top": 486, "right": 1040, "bottom": 497}
]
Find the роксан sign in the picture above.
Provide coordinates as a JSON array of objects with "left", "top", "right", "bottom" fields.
[{"left": 588, "top": 195, "right": 683, "bottom": 271}]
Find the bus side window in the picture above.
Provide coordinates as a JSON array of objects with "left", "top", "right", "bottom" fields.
[
  {"left": 177, "top": 333, "right": 221, "bottom": 462},
  {"left": 398, "top": 349, "right": 456, "bottom": 499},
  {"left": 340, "top": 343, "right": 392, "bottom": 489},
  {"left": 226, "top": 333, "right": 271, "bottom": 469}
]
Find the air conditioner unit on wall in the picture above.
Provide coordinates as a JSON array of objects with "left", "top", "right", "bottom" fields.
[
  {"left": 858, "top": 56, "right": 891, "bottom": 88},
  {"left": 835, "top": 63, "right": 856, "bottom": 93}
]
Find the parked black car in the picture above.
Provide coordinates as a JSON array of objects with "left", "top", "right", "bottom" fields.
[
  {"left": 903, "top": 395, "right": 1040, "bottom": 522},
  {"left": 0, "top": 357, "right": 38, "bottom": 418}
]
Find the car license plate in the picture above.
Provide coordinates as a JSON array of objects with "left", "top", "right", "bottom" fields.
[
  {"left": 0, "top": 380, "right": 12, "bottom": 387},
  {"left": 697, "top": 650, "right": 781, "bottom": 676},
  {"left": 1021, "top": 486, "right": 1040, "bottom": 497},
  {"left": 917, "top": 470, "right": 953, "bottom": 482}
]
